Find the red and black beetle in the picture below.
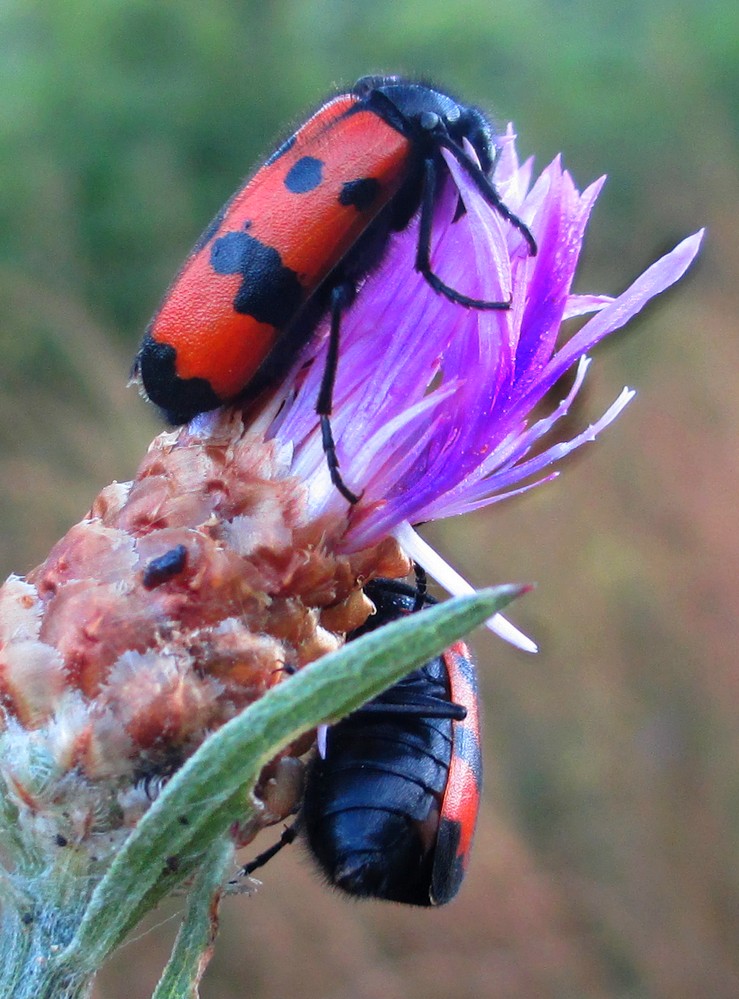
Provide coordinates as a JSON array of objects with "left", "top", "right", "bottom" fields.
[
  {"left": 135, "top": 76, "right": 535, "bottom": 501},
  {"left": 242, "top": 575, "right": 482, "bottom": 906}
]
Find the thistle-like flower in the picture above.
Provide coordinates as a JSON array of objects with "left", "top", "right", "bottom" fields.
[
  {"left": 269, "top": 129, "right": 702, "bottom": 634},
  {"left": 0, "top": 123, "right": 701, "bottom": 994}
]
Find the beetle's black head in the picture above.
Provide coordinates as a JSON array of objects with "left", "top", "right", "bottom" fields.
[{"left": 352, "top": 75, "right": 496, "bottom": 174}]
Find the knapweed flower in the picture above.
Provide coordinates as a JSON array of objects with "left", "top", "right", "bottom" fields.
[
  {"left": 272, "top": 127, "right": 703, "bottom": 637},
  {"left": 0, "top": 128, "right": 701, "bottom": 887}
]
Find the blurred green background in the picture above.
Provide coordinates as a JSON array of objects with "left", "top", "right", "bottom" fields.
[{"left": 1, "top": 1, "right": 736, "bottom": 997}]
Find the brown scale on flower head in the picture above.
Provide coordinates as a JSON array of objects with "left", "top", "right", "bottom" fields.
[{"left": 0, "top": 411, "right": 410, "bottom": 852}]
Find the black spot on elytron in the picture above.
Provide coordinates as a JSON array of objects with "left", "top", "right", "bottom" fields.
[
  {"left": 143, "top": 545, "right": 188, "bottom": 589},
  {"left": 137, "top": 333, "right": 223, "bottom": 424},
  {"left": 210, "top": 230, "right": 304, "bottom": 328},
  {"left": 265, "top": 132, "right": 297, "bottom": 167},
  {"left": 339, "top": 177, "right": 381, "bottom": 212},
  {"left": 284, "top": 156, "right": 324, "bottom": 194}
]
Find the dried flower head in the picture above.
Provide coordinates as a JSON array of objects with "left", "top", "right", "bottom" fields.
[{"left": 0, "top": 424, "right": 411, "bottom": 864}]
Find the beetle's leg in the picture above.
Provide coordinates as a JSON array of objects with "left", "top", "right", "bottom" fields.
[
  {"left": 416, "top": 155, "right": 512, "bottom": 310},
  {"left": 234, "top": 821, "right": 301, "bottom": 881},
  {"left": 317, "top": 281, "right": 361, "bottom": 504}
]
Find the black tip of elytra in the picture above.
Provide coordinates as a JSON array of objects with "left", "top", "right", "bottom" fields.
[{"left": 136, "top": 333, "right": 223, "bottom": 425}]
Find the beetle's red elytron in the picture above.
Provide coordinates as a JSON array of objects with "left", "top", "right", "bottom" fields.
[
  {"left": 241, "top": 575, "right": 482, "bottom": 906},
  {"left": 135, "top": 76, "right": 536, "bottom": 501}
]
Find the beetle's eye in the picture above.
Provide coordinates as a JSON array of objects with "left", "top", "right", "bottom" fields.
[{"left": 420, "top": 111, "right": 441, "bottom": 131}]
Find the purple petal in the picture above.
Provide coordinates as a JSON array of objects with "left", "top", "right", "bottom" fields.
[{"left": 532, "top": 230, "right": 705, "bottom": 399}]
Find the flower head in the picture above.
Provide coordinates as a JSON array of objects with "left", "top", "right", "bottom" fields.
[
  {"left": 256, "top": 127, "right": 702, "bottom": 644},
  {"left": 271, "top": 128, "right": 702, "bottom": 541}
]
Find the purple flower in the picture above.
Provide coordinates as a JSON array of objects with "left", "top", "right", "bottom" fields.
[{"left": 189, "top": 128, "right": 703, "bottom": 649}]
